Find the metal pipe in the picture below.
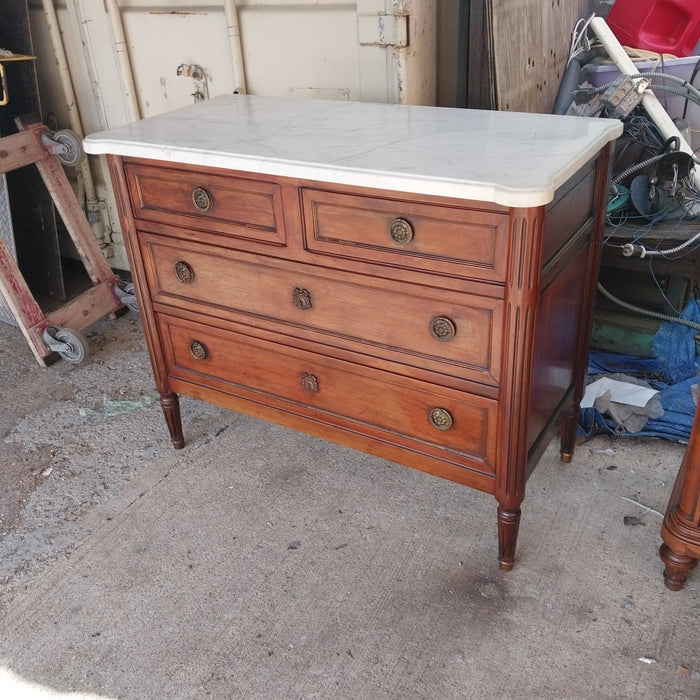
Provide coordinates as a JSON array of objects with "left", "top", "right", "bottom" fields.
[
  {"left": 589, "top": 16, "right": 700, "bottom": 191},
  {"left": 224, "top": 0, "right": 247, "bottom": 94},
  {"left": 598, "top": 282, "right": 700, "bottom": 331},
  {"left": 104, "top": 0, "right": 140, "bottom": 121},
  {"left": 41, "top": 0, "right": 109, "bottom": 251}
]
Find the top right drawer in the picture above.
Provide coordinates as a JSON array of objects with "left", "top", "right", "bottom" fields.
[{"left": 301, "top": 188, "right": 510, "bottom": 283}]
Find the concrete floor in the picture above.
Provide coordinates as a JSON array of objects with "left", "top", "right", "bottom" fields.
[{"left": 0, "top": 311, "right": 698, "bottom": 699}]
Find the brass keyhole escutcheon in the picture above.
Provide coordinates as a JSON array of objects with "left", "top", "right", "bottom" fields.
[
  {"left": 174, "top": 260, "right": 194, "bottom": 284},
  {"left": 389, "top": 217, "right": 414, "bottom": 246},
  {"left": 293, "top": 287, "right": 312, "bottom": 310},
  {"left": 300, "top": 372, "right": 319, "bottom": 393},
  {"left": 430, "top": 316, "right": 456, "bottom": 342},
  {"left": 192, "top": 186, "right": 213, "bottom": 212},
  {"left": 189, "top": 340, "right": 208, "bottom": 361},
  {"left": 429, "top": 407, "right": 453, "bottom": 431}
]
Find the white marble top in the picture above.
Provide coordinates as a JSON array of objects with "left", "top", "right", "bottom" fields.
[{"left": 83, "top": 95, "right": 622, "bottom": 207}]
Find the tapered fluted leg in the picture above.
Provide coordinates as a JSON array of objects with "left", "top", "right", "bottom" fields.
[
  {"left": 497, "top": 506, "right": 521, "bottom": 571},
  {"left": 160, "top": 391, "right": 185, "bottom": 449},
  {"left": 560, "top": 403, "right": 580, "bottom": 464}
]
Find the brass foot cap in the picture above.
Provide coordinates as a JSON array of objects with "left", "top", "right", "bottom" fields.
[
  {"left": 499, "top": 560, "right": 514, "bottom": 572},
  {"left": 560, "top": 452, "right": 573, "bottom": 464}
]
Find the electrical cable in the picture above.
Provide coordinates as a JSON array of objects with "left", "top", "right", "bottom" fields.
[
  {"left": 682, "top": 56, "right": 700, "bottom": 120},
  {"left": 610, "top": 152, "right": 670, "bottom": 184},
  {"left": 648, "top": 263, "right": 681, "bottom": 315},
  {"left": 553, "top": 13, "right": 598, "bottom": 114},
  {"left": 636, "top": 70, "right": 700, "bottom": 103},
  {"left": 594, "top": 52, "right": 700, "bottom": 329},
  {"left": 594, "top": 84, "right": 700, "bottom": 113},
  {"left": 596, "top": 71, "right": 700, "bottom": 94},
  {"left": 567, "top": 14, "right": 595, "bottom": 66},
  {"left": 622, "top": 231, "right": 700, "bottom": 258},
  {"left": 643, "top": 84, "right": 700, "bottom": 109},
  {"left": 597, "top": 283, "right": 700, "bottom": 331},
  {"left": 592, "top": 73, "right": 700, "bottom": 112},
  {"left": 624, "top": 115, "right": 665, "bottom": 149}
]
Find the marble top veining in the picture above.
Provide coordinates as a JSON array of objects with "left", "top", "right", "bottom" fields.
[{"left": 83, "top": 95, "right": 622, "bottom": 207}]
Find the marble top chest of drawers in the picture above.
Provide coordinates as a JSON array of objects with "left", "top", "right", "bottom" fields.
[{"left": 85, "top": 96, "right": 621, "bottom": 569}]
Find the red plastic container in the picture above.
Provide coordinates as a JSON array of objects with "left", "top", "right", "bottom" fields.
[{"left": 606, "top": 0, "right": 700, "bottom": 57}]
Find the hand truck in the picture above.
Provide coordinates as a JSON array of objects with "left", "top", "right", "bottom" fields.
[{"left": 0, "top": 115, "right": 136, "bottom": 366}]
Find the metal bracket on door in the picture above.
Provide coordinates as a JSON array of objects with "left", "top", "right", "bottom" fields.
[
  {"left": 0, "top": 64, "right": 7, "bottom": 106},
  {"left": 357, "top": 13, "right": 409, "bottom": 47},
  {"left": 0, "top": 54, "right": 38, "bottom": 106}
]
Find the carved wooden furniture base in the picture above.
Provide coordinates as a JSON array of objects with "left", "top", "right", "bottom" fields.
[
  {"left": 84, "top": 96, "right": 620, "bottom": 570},
  {"left": 660, "top": 406, "right": 700, "bottom": 590},
  {"left": 106, "top": 151, "right": 611, "bottom": 570}
]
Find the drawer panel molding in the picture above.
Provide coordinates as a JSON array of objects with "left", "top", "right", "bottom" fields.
[
  {"left": 301, "top": 188, "right": 510, "bottom": 282},
  {"left": 125, "top": 162, "right": 287, "bottom": 246},
  {"left": 159, "top": 313, "right": 498, "bottom": 475},
  {"left": 141, "top": 233, "right": 503, "bottom": 384}
]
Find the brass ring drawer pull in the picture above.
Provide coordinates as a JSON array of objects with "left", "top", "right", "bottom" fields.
[
  {"left": 189, "top": 340, "right": 208, "bottom": 361},
  {"left": 293, "top": 287, "right": 312, "bottom": 310},
  {"left": 430, "top": 316, "right": 456, "bottom": 342},
  {"left": 174, "top": 260, "right": 194, "bottom": 283},
  {"left": 389, "top": 217, "right": 414, "bottom": 246},
  {"left": 192, "top": 186, "right": 213, "bottom": 212},
  {"left": 429, "top": 407, "right": 453, "bottom": 431},
  {"left": 300, "top": 372, "right": 319, "bottom": 393}
]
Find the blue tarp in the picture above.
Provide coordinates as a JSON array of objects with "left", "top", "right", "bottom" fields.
[
  {"left": 651, "top": 298, "right": 700, "bottom": 384},
  {"left": 579, "top": 299, "right": 700, "bottom": 442}
]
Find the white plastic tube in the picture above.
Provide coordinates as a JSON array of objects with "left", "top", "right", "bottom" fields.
[
  {"left": 41, "top": 0, "right": 108, "bottom": 251},
  {"left": 589, "top": 16, "right": 700, "bottom": 190},
  {"left": 105, "top": 0, "right": 140, "bottom": 122},
  {"left": 224, "top": 0, "right": 247, "bottom": 94}
]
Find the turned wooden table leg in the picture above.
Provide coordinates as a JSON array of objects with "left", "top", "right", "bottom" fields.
[
  {"left": 160, "top": 392, "right": 185, "bottom": 449},
  {"left": 497, "top": 506, "right": 521, "bottom": 571},
  {"left": 659, "top": 544, "right": 698, "bottom": 591},
  {"left": 660, "top": 405, "right": 700, "bottom": 590}
]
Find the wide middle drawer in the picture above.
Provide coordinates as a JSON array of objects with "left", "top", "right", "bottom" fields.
[{"left": 140, "top": 233, "right": 503, "bottom": 386}]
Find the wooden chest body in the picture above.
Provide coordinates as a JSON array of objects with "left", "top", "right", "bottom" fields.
[{"left": 105, "top": 146, "right": 612, "bottom": 568}]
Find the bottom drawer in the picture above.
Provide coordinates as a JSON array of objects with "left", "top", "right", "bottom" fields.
[{"left": 158, "top": 314, "right": 498, "bottom": 476}]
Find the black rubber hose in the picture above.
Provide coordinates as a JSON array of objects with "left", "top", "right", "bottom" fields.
[{"left": 552, "top": 51, "right": 594, "bottom": 115}]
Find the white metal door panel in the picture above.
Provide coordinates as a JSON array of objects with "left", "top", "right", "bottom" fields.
[{"left": 26, "top": 0, "right": 436, "bottom": 271}]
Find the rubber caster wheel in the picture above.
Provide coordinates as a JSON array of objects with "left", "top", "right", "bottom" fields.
[
  {"left": 116, "top": 280, "right": 139, "bottom": 313},
  {"left": 123, "top": 282, "right": 139, "bottom": 313},
  {"left": 54, "top": 327, "right": 89, "bottom": 364},
  {"left": 53, "top": 129, "right": 84, "bottom": 167}
]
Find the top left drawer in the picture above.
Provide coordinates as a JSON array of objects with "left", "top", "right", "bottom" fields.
[{"left": 124, "top": 161, "right": 286, "bottom": 246}]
